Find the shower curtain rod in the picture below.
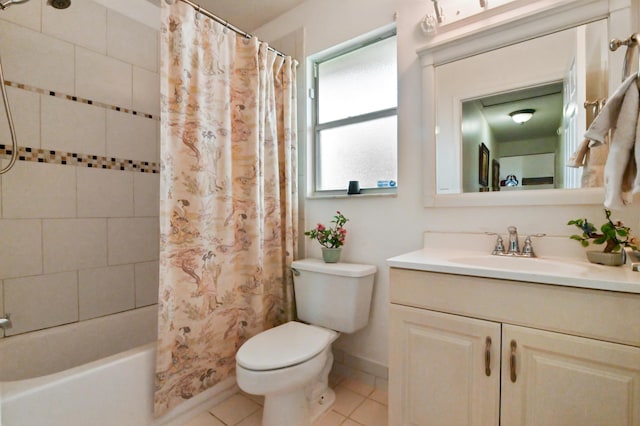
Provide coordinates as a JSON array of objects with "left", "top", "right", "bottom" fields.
[{"left": 166, "top": 0, "right": 287, "bottom": 58}]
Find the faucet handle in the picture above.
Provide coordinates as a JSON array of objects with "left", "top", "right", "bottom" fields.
[
  {"left": 521, "top": 234, "right": 546, "bottom": 257},
  {"left": 486, "top": 232, "right": 505, "bottom": 255}
]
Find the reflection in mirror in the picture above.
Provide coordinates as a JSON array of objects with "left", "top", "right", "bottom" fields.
[
  {"left": 435, "top": 19, "right": 608, "bottom": 194},
  {"left": 462, "top": 82, "right": 563, "bottom": 192}
]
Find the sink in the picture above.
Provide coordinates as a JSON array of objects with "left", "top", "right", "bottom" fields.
[{"left": 449, "top": 255, "right": 590, "bottom": 276}]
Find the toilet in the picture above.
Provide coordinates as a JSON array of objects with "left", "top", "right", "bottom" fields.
[{"left": 235, "top": 258, "right": 376, "bottom": 426}]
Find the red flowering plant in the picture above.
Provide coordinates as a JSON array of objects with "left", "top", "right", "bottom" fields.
[{"left": 304, "top": 211, "right": 349, "bottom": 248}]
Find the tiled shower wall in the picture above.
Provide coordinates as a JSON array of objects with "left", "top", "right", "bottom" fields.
[{"left": 0, "top": 0, "right": 160, "bottom": 338}]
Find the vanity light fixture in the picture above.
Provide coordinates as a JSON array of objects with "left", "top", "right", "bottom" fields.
[{"left": 509, "top": 108, "right": 535, "bottom": 124}]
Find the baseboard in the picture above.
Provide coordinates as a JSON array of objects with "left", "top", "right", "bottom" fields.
[{"left": 331, "top": 348, "right": 388, "bottom": 392}]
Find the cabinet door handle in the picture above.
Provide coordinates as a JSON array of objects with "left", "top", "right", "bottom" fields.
[
  {"left": 510, "top": 340, "right": 517, "bottom": 383},
  {"left": 485, "top": 336, "right": 492, "bottom": 376}
]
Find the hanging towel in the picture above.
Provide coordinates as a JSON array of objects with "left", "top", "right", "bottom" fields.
[{"left": 584, "top": 74, "right": 640, "bottom": 209}]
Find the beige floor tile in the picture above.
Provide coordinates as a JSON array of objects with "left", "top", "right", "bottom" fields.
[
  {"left": 313, "top": 410, "right": 346, "bottom": 426},
  {"left": 182, "top": 411, "right": 225, "bottom": 426},
  {"left": 240, "top": 390, "right": 264, "bottom": 406},
  {"left": 340, "top": 377, "right": 375, "bottom": 397},
  {"left": 209, "top": 393, "right": 260, "bottom": 425},
  {"left": 236, "top": 409, "right": 262, "bottom": 426},
  {"left": 329, "top": 371, "right": 346, "bottom": 388},
  {"left": 350, "top": 399, "right": 388, "bottom": 426},
  {"left": 369, "top": 389, "right": 388, "bottom": 406},
  {"left": 342, "top": 420, "right": 365, "bottom": 426},
  {"left": 332, "top": 385, "right": 366, "bottom": 417}
]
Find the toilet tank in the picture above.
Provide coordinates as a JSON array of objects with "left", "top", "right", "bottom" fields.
[{"left": 291, "top": 259, "right": 376, "bottom": 333}]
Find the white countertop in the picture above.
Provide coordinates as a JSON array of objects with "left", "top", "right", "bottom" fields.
[{"left": 387, "top": 247, "right": 640, "bottom": 294}]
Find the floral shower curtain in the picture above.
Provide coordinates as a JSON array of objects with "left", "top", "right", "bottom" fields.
[{"left": 154, "top": 1, "right": 298, "bottom": 416}]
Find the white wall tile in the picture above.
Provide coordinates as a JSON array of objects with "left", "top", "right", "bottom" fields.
[
  {"left": 132, "top": 66, "right": 160, "bottom": 116},
  {"left": 79, "top": 264, "right": 134, "bottom": 320},
  {"left": 76, "top": 47, "right": 132, "bottom": 108},
  {"left": 0, "top": 87, "right": 40, "bottom": 149},
  {"left": 134, "top": 260, "right": 158, "bottom": 307},
  {"left": 0, "top": 20, "right": 74, "bottom": 94},
  {"left": 107, "top": 10, "right": 158, "bottom": 72},
  {"left": 77, "top": 168, "right": 134, "bottom": 217},
  {"left": 108, "top": 217, "right": 158, "bottom": 265},
  {"left": 4, "top": 271, "right": 78, "bottom": 336},
  {"left": 43, "top": 219, "right": 107, "bottom": 273},
  {"left": 134, "top": 172, "right": 159, "bottom": 217},
  {"left": 0, "top": 219, "right": 42, "bottom": 280},
  {"left": 0, "top": 1, "right": 41, "bottom": 31},
  {"left": 106, "top": 110, "right": 156, "bottom": 161},
  {"left": 41, "top": 95, "right": 106, "bottom": 156},
  {"left": 2, "top": 162, "right": 76, "bottom": 218},
  {"left": 42, "top": 0, "right": 107, "bottom": 54}
]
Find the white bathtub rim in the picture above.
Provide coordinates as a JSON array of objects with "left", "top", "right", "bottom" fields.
[{"left": 2, "top": 342, "right": 158, "bottom": 402}]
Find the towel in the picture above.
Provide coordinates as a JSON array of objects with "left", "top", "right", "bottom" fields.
[
  {"left": 584, "top": 74, "right": 640, "bottom": 209},
  {"left": 567, "top": 135, "right": 609, "bottom": 188}
]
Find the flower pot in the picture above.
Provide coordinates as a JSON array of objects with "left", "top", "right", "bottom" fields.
[
  {"left": 586, "top": 250, "right": 626, "bottom": 266},
  {"left": 322, "top": 247, "right": 342, "bottom": 263}
]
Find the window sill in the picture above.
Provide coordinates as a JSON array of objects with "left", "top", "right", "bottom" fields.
[{"left": 306, "top": 188, "right": 398, "bottom": 199}]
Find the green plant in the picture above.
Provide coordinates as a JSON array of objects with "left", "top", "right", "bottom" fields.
[
  {"left": 304, "top": 211, "right": 349, "bottom": 248},
  {"left": 568, "top": 209, "right": 638, "bottom": 253}
]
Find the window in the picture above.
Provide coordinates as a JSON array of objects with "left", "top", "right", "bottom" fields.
[{"left": 312, "top": 32, "right": 398, "bottom": 194}]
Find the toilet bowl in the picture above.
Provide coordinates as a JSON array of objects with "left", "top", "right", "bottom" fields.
[
  {"left": 236, "top": 321, "right": 338, "bottom": 426},
  {"left": 235, "top": 259, "right": 376, "bottom": 426}
]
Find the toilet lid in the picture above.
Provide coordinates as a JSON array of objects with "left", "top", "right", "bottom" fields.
[{"left": 236, "top": 321, "right": 338, "bottom": 371}]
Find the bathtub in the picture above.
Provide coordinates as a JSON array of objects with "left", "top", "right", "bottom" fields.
[{"left": 0, "top": 306, "right": 237, "bottom": 426}]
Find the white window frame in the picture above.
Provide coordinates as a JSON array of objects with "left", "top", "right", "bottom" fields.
[{"left": 310, "top": 30, "right": 398, "bottom": 197}]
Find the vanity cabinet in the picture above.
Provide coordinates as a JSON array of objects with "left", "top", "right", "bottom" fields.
[{"left": 389, "top": 268, "right": 640, "bottom": 426}]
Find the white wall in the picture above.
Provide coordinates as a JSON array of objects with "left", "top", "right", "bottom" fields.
[{"left": 256, "top": 0, "right": 640, "bottom": 369}]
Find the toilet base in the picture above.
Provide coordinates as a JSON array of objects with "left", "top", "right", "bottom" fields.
[{"left": 309, "top": 387, "right": 336, "bottom": 423}]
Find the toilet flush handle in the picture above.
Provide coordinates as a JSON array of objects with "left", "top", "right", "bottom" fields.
[{"left": 290, "top": 267, "right": 300, "bottom": 276}]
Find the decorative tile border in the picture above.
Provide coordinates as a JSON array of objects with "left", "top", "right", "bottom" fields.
[
  {"left": 0, "top": 144, "right": 158, "bottom": 174},
  {"left": 4, "top": 80, "right": 160, "bottom": 121}
]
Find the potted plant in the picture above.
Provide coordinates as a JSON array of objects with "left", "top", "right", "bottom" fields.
[
  {"left": 304, "top": 211, "right": 348, "bottom": 263},
  {"left": 568, "top": 209, "right": 638, "bottom": 266}
]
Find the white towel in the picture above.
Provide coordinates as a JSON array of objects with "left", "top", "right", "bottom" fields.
[{"left": 584, "top": 74, "right": 639, "bottom": 209}]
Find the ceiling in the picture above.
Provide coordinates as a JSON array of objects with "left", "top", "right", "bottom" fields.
[
  {"left": 150, "top": 0, "right": 306, "bottom": 31},
  {"left": 466, "top": 82, "right": 564, "bottom": 143}
]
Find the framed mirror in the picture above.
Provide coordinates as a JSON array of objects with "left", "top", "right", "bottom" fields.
[{"left": 418, "top": 0, "right": 632, "bottom": 207}]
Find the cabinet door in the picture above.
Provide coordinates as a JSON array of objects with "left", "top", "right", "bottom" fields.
[
  {"left": 389, "top": 305, "right": 501, "bottom": 426},
  {"left": 501, "top": 324, "right": 640, "bottom": 426}
]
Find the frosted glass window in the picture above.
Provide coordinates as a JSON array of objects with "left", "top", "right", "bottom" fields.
[
  {"left": 318, "top": 36, "right": 397, "bottom": 124},
  {"left": 318, "top": 116, "right": 397, "bottom": 191},
  {"left": 313, "top": 32, "right": 398, "bottom": 193}
]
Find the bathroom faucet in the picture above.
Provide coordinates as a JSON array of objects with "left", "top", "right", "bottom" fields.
[
  {"left": 0, "top": 314, "right": 11, "bottom": 331},
  {"left": 506, "top": 226, "right": 520, "bottom": 255},
  {"left": 488, "top": 227, "right": 545, "bottom": 258}
]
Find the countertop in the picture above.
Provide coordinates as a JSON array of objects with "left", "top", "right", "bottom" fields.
[{"left": 388, "top": 247, "right": 640, "bottom": 294}]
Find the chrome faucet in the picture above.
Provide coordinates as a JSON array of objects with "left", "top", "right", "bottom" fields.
[
  {"left": 489, "top": 227, "right": 545, "bottom": 258},
  {"left": 506, "top": 226, "right": 520, "bottom": 255},
  {"left": 0, "top": 314, "right": 12, "bottom": 331}
]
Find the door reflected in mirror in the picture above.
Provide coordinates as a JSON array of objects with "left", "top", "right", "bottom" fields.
[{"left": 435, "top": 19, "right": 608, "bottom": 194}]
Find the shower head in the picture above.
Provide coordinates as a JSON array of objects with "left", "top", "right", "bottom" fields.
[
  {"left": 47, "top": 0, "right": 70, "bottom": 9},
  {"left": 0, "top": 0, "right": 30, "bottom": 10}
]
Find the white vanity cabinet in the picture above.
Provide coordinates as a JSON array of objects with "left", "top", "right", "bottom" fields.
[{"left": 389, "top": 268, "right": 640, "bottom": 426}]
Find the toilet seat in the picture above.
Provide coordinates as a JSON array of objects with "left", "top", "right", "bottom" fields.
[{"left": 236, "top": 321, "right": 337, "bottom": 371}]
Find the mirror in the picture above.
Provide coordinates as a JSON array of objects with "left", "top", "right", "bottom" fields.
[
  {"left": 435, "top": 20, "right": 608, "bottom": 194},
  {"left": 418, "top": 0, "right": 633, "bottom": 207}
]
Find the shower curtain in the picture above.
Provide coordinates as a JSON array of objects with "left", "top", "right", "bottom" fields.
[{"left": 154, "top": 1, "right": 298, "bottom": 416}]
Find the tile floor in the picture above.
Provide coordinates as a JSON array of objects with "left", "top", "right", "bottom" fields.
[{"left": 183, "top": 375, "right": 388, "bottom": 426}]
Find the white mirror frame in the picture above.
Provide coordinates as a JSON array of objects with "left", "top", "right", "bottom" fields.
[{"left": 419, "top": 0, "right": 632, "bottom": 207}]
